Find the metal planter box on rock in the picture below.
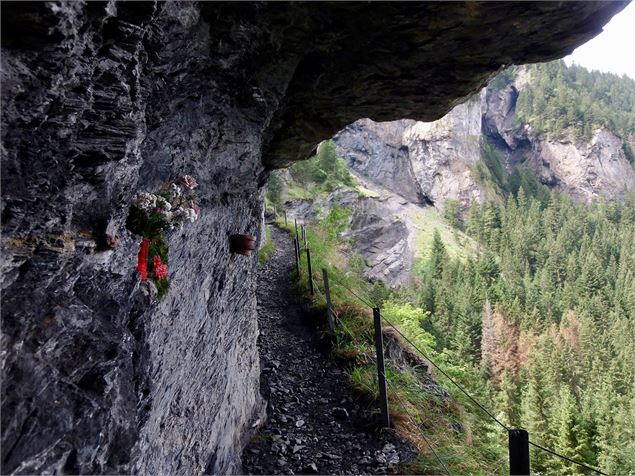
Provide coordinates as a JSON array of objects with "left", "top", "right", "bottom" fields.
[{"left": 230, "top": 234, "right": 257, "bottom": 256}]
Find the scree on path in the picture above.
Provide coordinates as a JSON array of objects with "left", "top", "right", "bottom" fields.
[{"left": 241, "top": 225, "right": 417, "bottom": 475}]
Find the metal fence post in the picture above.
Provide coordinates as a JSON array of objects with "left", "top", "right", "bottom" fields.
[
  {"left": 509, "top": 429, "right": 530, "bottom": 476},
  {"left": 373, "top": 307, "right": 390, "bottom": 428},
  {"left": 284, "top": 211, "right": 287, "bottom": 226},
  {"left": 293, "top": 237, "right": 301, "bottom": 276},
  {"left": 303, "top": 225, "right": 308, "bottom": 249},
  {"left": 306, "top": 247, "right": 314, "bottom": 296},
  {"left": 294, "top": 219, "right": 298, "bottom": 239},
  {"left": 322, "top": 269, "right": 335, "bottom": 331}
]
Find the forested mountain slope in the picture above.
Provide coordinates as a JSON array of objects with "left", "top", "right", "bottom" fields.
[
  {"left": 420, "top": 192, "right": 635, "bottom": 474},
  {"left": 270, "top": 60, "right": 635, "bottom": 475}
]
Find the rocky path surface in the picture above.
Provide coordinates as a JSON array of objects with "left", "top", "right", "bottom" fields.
[{"left": 241, "top": 226, "right": 416, "bottom": 475}]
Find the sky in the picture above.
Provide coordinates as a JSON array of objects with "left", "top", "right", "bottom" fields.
[{"left": 564, "top": 2, "right": 635, "bottom": 79}]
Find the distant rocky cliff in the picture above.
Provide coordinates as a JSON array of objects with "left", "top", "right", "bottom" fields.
[
  {"left": 335, "top": 97, "right": 487, "bottom": 210},
  {"left": 335, "top": 69, "right": 635, "bottom": 207},
  {"left": 484, "top": 75, "right": 635, "bottom": 201},
  {"left": 318, "top": 67, "right": 635, "bottom": 287}
]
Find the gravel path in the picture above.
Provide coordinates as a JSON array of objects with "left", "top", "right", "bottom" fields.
[{"left": 241, "top": 225, "right": 416, "bottom": 475}]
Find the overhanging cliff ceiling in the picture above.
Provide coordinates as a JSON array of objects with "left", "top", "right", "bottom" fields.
[
  {"left": 1, "top": 1, "right": 628, "bottom": 168},
  {"left": 238, "top": 1, "right": 627, "bottom": 167}
]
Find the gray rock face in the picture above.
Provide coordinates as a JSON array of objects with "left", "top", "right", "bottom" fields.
[
  {"left": 348, "top": 197, "right": 413, "bottom": 286},
  {"left": 2, "top": 3, "right": 271, "bottom": 474},
  {"left": 335, "top": 98, "right": 487, "bottom": 210},
  {"left": 285, "top": 186, "right": 415, "bottom": 286},
  {"left": 525, "top": 129, "right": 635, "bottom": 201},
  {"left": 484, "top": 77, "right": 635, "bottom": 201},
  {"left": 1, "top": 1, "right": 627, "bottom": 474},
  {"left": 334, "top": 119, "right": 423, "bottom": 204},
  {"left": 404, "top": 96, "right": 487, "bottom": 208},
  {"left": 336, "top": 72, "right": 634, "bottom": 209}
]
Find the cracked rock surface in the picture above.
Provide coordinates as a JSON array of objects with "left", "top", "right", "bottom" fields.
[{"left": 242, "top": 226, "right": 417, "bottom": 475}]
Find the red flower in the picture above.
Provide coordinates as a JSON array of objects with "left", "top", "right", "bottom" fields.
[
  {"left": 153, "top": 255, "right": 168, "bottom": 280},
  {"left": 137, "top": 239, "right": 150, "bottom": 281},
  {"left": 180, "top": 175, "right": 198, "bottom": 190}
]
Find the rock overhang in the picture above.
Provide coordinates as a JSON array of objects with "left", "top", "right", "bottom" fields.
[{"left": 250, "top": 1, "right": 629, "bottom": 167}]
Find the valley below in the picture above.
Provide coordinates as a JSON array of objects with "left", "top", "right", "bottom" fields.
[
  {"left": 2, "top": 2, "right": 633, "bottom": 474},
  {"left": 267, "top": 61, "right": 635, "bottom": 475}
]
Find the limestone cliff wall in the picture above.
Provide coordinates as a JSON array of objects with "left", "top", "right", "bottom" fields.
[
  {"left": 1, "top": 1, "right": 626, "bottom": 474},
  {"left": 335, "top": 97, "right": 487, "bottom": 210},
  {"left": 484, "top": 79, "right": 635, "bottom": 201},
  {"left": 336, "top": 72, "right": 635, "bottom": 210}
]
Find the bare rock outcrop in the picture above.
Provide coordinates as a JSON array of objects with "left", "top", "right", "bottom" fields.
[
  {"left": 333, "top": 119, "right": 423, "bottom": 204},
  {"left": 335, "top": 97, "right": 487, "bottom": 210},
  {"left": 484, "top": 73, "right": 635, "bottom": 201},
  {"left": 336, "top": 68, "right": 634, "bottom": 210},
  {"left": 403, "top": 97, "right": 486, "bottom": 208}
]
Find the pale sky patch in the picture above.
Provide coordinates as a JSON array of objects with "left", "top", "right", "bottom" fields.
[{"left": 564, "top": 2, "right": 635, "bottom": 79}]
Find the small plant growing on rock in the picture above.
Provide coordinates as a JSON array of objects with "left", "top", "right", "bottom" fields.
[{"left": 126, "top": 175, "right": 201, "bottom": 298}]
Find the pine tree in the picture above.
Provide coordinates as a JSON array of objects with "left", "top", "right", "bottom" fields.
[
  {"left": 429, "top": 229, "right": 448, "bottom": 279},
  {"left": 521, "top": 355, "right": 554, "bottom": 474},
  {"left": 552, "top": 386, "right": 593, "bottom": 475}
]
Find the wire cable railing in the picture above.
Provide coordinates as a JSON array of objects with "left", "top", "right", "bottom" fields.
[
  {"left": 527, "top": 441, "right": 607, "bottom": 476},
  {"left": 312, "top": 271, "right": 450, "bottom": 473},
  {"left": 286, "top": 218, "right": 607, "bottom": 476},
  {"left": 380, "top": 368, "right": 452, "bottom": 476},
  {"left": 380, "top": 316, "right": 510, "bottom": 432}
]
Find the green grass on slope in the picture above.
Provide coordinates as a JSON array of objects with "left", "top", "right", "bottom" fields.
[
  {"left": 273, "top": 215, "right": 506, "bottom": 475},
  {"left": 286, "top": 183, "right": 316, "bottom": 201},
  {"left": 258, "top": 226, "right": 275, "bottom": 265},
  {"left": 407, "top": 206, "right": 476, "bottom": 261}
]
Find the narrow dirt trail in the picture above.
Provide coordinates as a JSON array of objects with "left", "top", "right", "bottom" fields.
[{"left": 241, "top": 226, "right": 416, "bottom": 475}]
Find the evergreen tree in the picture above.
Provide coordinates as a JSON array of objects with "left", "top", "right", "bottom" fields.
[{"left": 429, "top": 229, "right": 448, "bottom": 279}]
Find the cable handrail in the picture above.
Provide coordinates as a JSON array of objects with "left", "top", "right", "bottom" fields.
[
  {"left": 380, "top": 369, "right": 452, "bottom": 476},
  {"left": 290, "top": 220, "right": 606, "bottom": 476},
  {"left": 297, "top": 224, "right": 508, "bottom": 429},
  {"left": 327, "top": 273, "right": 376, "bottom": 309},
  {"left": 379, "top": 316, "right": 510, "bottom": 432},
  {"left": 527, "top": 440, "right": 606, "bottom": 476}
]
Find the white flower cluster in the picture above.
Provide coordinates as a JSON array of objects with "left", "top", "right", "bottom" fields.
[
  {"left": 173, "top": 207, "right": 198, "bottom": 223},
  {"left": 134, "top": 192, "right": 157, "bottom": 210},
  {"left": 131, "top": 176, "right": 201, "bottom": 232}
]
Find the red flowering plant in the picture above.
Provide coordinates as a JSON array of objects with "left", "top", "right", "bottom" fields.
[{"left": 126, "top": 175, "right": 201, "bottom": 297}]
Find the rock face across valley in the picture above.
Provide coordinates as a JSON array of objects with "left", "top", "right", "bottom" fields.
[
  {"left": 335, "top": 70, "right": 635, "bottom": 208},
  {"left": 1, "top": 1, "right": 627, "bottom": 474},
  {"left": 284, "top": 179, "right": 453, "bottom": 287},
  {"left": 335, "top": 96, "right": 487, "bottom": 210},
  {"left": 484, "top": 80, "right": 635, "bottom": 201}
]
